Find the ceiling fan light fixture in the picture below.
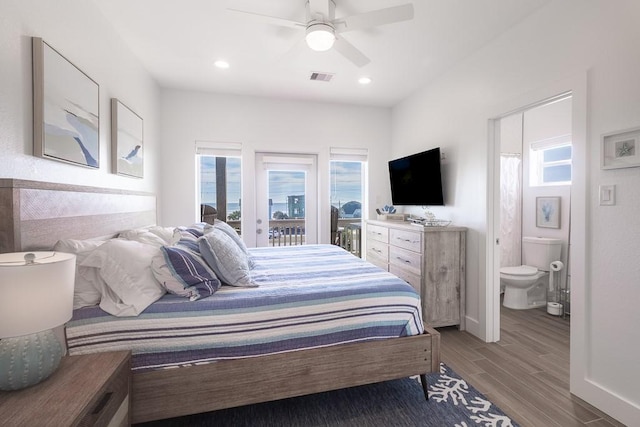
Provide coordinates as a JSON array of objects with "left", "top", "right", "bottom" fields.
[{"left": 305, "top": 23, "right": 335, "bottom": 52}]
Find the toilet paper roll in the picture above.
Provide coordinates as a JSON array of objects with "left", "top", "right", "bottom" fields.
[
  {"left": 550, "top": 261, "right": 564, "bottom": 272},
  {"left": 547, "top": 302, "right": 563, "bottom": 316},
  {"left": 548, "top": 261, "right": 564, "bottom": 292}
]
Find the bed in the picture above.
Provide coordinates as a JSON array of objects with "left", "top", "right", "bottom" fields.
[{"left": 1, "top": 179, "right": 440, "bottom": 424}]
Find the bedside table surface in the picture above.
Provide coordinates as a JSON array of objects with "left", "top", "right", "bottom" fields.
[{"left": 0, "top": 350, "right": 131, "bottom": 426}]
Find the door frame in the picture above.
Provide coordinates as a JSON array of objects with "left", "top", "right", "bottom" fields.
[{"left": 486, "top": 72, "right": 588, "bottom": 403}]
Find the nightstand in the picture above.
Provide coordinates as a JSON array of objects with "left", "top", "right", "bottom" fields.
[{"left": 0, "top": 350, "right": 131, "bottom": 427}]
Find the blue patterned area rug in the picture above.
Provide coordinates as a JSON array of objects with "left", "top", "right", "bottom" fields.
[{"left": 137, "top": 363, "right": 519, "bottom": 427}]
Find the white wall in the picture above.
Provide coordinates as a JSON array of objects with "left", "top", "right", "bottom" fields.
[
  {"left": 0, "top": 0, "right": 160, "bottom": 194},
  {"left": 391, "top": 0, "right": 640, "bottom": 424},
  {"left": 159, "top": 89, "right": 392, "bottom": 245}
]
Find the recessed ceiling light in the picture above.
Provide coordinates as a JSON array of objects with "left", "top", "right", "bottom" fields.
[
  {"left": 358, "top": 76, "right": 372, "bottom": 85},
  {"left": 214, "top": 60, "right": 230, "bottom": 69}
]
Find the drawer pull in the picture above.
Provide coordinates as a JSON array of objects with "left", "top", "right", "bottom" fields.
[
  {"left": 396, "top": 257, "right": 411, "bottom": 264},
  {"left": 92, "top": 391, "right": 113, "bottom": 415},
  {"left": 372, "top": 248, "right": 382, "bottom": 253},
  {"left": 396, "top": 237, "right": 418, "bottom": 243}
]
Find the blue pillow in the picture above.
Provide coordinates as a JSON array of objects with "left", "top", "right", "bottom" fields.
[
  {"left": 152, "top": 244, "right": 221, "bottom": 300},
  {"left": 198, "top": 229, "right": 257, "bottom": 287},
  {"left": 212, "top": 220, "right": 255, "bottom": 269}
]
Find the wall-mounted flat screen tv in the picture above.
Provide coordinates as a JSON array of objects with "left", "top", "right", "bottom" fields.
[{"left": 388, "top": 147, "right": 444, "bottom": 206}]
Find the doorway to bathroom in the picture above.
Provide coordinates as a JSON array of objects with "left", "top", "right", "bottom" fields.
[{"left": 493, "top": 93, "right": 573, "bottom": 340}]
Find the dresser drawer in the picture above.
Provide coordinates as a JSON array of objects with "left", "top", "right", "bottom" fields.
[
  {"left": 366, "top": 240, "right": 389, "bottom": 263},
  {"left": 389, "top": 245, "right": 422, "bottom": 276},
  {"left": 367, "top": 224, "right": 389, "bottom": 244},
  {"left": 390, "top": 265, "right": 421, "bottom": 294},
  {"left": 390, "top": 228, "right": 422, "bottom": 252},
  {"left": 367, "top": 254, "right": 389, "bottom": 271},
  {"left": 79, "top": 353, "right": 130, "bottom": 427}
]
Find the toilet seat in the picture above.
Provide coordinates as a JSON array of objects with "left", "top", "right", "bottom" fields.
[{"left": 500, "top": 265, "right": 538, "bottom": 276}]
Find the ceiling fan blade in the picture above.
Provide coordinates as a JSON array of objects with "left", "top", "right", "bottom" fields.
[
  {"left": 227, "top": 8, "right": 305, "bottom": 29},
  {"left": 336, "top": 4, "right": 414, "bottom": 33},
  {"left": 333, "top": 37, "right": 370, "bottom": 68},
  {"left": 308, "top": 0, "right": 331, "bottom": 20}
]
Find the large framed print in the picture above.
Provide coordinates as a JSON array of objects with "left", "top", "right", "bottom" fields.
[
  {"left": 111, "top": 99, "right": 143, "bottom": 178},
  {"left": 32, "top": 37, "right": 99, "bottom": 168}
]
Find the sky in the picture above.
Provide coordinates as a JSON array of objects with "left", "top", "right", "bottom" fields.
[{"left": 200, "top": 157, "right": 363, "bottom": 208}]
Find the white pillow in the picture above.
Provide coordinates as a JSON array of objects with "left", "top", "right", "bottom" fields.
[
  {"left": 198, "top": 229, "right": 257, "bottom": 287},
  {"left": 119, "top": 228, "right": 170, "bottom": 248},
  {"left": 147, "top": 226, "right": 178, "bottom": 244},
  {"left": 54, "top": 239, "right": 105, "bottom": 309},
  {"left": 81, "top": 239, "right": 166, "bottom": 316}
]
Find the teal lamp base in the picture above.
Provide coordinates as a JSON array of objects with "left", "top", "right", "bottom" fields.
[{"left": 0, "top": 329, "right": 64, "bottom": 391}]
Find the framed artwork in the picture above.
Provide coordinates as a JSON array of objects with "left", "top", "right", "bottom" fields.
[
  {"left": 111, "top": 99, "right": 143, "bottom": 178},
  {"left": 536, "top": 197, "right": 561, "bottom": 229},
  {"left": 32, "top": 37, "right": 99, "bottom": 168},
  {"left": 601, "top": 127, "right": 640, "bottom": 169}
]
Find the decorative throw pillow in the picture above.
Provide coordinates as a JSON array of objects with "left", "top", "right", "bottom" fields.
[
  {"left": 80, "top": 239, "right": 166, "bottom": 317},
  {"left": 152, "top": 244, "right": 221, "bottom": 300},
  {"left": 198, "top": 229, "right": 257, "bottom": 287},
  {"left": 173, "top": 223, "right": 213, "bottom": 247},
  {"left": 212, "top": 220, "right": 255, "bottom": 269},
  {"left": 54, "top": 238, "right": 106, "bottom": 309}
]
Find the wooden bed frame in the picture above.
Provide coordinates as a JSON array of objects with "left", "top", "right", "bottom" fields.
[{"left": 1, "top": 179, "right": 441, "bottom": 424}]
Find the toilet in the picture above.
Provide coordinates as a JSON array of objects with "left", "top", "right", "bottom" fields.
[{"left": 501, "top": 237, "right": 562, "bottom": 310}]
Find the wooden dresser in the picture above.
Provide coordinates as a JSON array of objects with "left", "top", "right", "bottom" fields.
[
  {"left": 0, "top": 351, "right": 131, "bottom": 426},
  {"left": 366, "top": 220, "right": 466, "bottom": 329}
]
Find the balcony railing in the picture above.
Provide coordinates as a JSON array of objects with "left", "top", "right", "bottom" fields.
[{"left": 226, "top": 218, "right": 361, "bottom": 251}]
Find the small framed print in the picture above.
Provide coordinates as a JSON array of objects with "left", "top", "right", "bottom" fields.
[
  {"left": 111, "top": 98, "right": 143, "bottom": 178},
  {"left": 601, "top": 127, "right": 640, "bottom": 170},
  {"left": 536, "top": 197, "right": 560, "bottom": 229}
]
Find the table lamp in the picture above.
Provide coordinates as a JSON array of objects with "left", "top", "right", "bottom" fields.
[{"left": 0, "top": 251, "right": 75, "bottom": 391}]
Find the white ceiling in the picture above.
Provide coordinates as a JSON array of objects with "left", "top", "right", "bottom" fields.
[{"left": 91, "top": 0, "right": 551, "bottom": 107}]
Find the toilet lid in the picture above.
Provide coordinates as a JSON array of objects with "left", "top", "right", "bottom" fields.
[{"left": 500, "top": 265, "right": 538, "bottom": 276}]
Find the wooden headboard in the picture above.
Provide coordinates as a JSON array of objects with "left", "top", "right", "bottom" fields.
[{"left": 0, "top": 179, "right": 156, "bottom": 253}]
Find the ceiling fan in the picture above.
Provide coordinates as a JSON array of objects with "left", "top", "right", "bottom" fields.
[{"left": 228, "top": 0, "right": 414, "bottom": 67}]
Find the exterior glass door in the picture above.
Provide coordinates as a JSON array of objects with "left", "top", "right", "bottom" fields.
[{"left": 255, "top": 153, "right": 317, "bottom": 247}]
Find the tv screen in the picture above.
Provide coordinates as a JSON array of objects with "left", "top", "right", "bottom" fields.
[{"left": 388, "top": 147, "right": 444, "bottom": 206}]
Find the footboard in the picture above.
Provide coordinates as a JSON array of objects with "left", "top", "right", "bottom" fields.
[{"left": 132, "top": 324, "right": 440, "bottom": 423}]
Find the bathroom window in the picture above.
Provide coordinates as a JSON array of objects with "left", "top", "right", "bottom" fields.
[{"left": 530, "top": 135, "right": 572, "bottom": 186}]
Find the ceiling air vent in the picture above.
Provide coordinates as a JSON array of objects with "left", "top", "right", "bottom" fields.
[{"left": 310, "top": 72, "right": 334, "bottom": 82}]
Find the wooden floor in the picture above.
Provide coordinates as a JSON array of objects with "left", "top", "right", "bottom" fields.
[{"left": 438, "top": 306, "right": 626, "bottom": 427}]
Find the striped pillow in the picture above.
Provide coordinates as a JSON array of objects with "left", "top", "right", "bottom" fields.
[{"left": 152, "top": 244, "right": 221, "bottom": 301}]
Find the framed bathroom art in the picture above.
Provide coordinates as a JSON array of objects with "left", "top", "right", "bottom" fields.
[
  {"left": 111, "top": 98, "right": 143, "bottom": 178},
  {"left": 536, "top": 197, "right": 560, "bottom": 229},
  {"left": 32, "top": 37, "right": 100, "bottom": 168},
  {"left": 601, "top": 126, "right": 640, "bottom": 169}
]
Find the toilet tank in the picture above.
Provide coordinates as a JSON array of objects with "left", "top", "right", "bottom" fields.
[{"left": 522, "top": 237, "right": 562, "bottom": 271}]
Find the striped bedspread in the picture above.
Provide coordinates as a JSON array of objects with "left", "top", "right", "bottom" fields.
[{"left": 66, "top": 244, "right": 424, "bottom": 372}]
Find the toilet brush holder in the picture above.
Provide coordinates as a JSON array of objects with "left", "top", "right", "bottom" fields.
[{"left": 547, "top": 302, "right": 563, "bottom": 316}]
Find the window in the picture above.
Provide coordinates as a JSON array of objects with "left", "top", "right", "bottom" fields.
[
  {"left": 196, "top": 142, "right": 242, "bottom": 230},
  {"left": 330, "top": 148, "right": 368, "bottom": 250},
  {"left": 529, "top": 136, "right": 572, "bottom": 186}
]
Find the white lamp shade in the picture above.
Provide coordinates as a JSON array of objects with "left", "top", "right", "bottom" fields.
[
  {"left": 0, "top": 252, "right": 75, "bottom": 338},
  {"left": 305, "top": 23, "right": 336, "bottom": 52}
]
